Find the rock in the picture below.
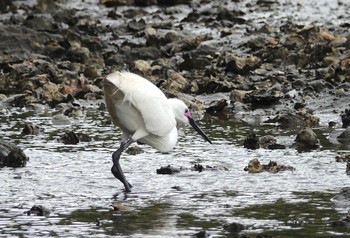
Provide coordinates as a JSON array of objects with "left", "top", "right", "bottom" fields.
[
  {"left": 191, "top": 230, "right": 209, "bottom": 238},
  {"left": 341, "top": 109, "right": 350, "bottom": 128},
  {"left": 41, "top": 82, "right": 64, "bottom": 104},
  {"left": 337, "top": 128, "right": 350, "bottom": 144},
  {"left": 110, "top": 203, "right": 124, "bottom": 212},
  {"left": 205, "top": 99, "right": 228, "bottom": 114},
  {"left": 259, "top": 135, "right": 277, "bottom": 149},
  {"left": 191, "top": 163, "right": 229, "bottom": 172},
  {"left": 52, "top": 114, "right": 71, "bottom": 125},
  {"left": 23, "top": 14, "right": 58, "bottom": 32},
  {"left": 223, "top": 222, "right": 245, "bottom": 233},
  {"left": 37, "top": 0, "right": 62, "bottom": 13},
  {"left": 298, "top": 110, "right": 320, "bottom": 127},
  {"left": 0, "top": 0, "right": 13, "bottom": 13},
  {"left": 331, "top": 211, "right": 350, "bottom": 227},
  {"left": 0, "top": 94, "right": 7, "bottom": 101},
  {"left": 126, "top": 146, "right": 143, "bottom": 155},
  {"left": 127, "top": 18, "right": 146, "bottom": 32},
  {"left": 60, "top": 131, "right": 79, "bottom": 144},
  {"left": 266, "top": 160, "right": 295, "bottom": 173},
  {"left": 162, "top": 71, "right": 190, "bottom": 94},
  {"left": 100, "top": 0, "right": 191, "bottom": 6},
  {"left": 179, "top": 54, "right": 211, "bottom": 71},
  {"left": 22, "top": 123, "right": 41, "bottom": 135},
  {"left": 335, "top": 153, "right": 350, "bottom": 162},
  {"left": 265, "top": 112, "right": 304, "bottom": 128},
  {"left": 244, "top": 159, "right": 263, "bottom": 173},
  {"left": 217, "top": 8, "right": 245, "bottom": 24},
  {"left": 132, "top": 60, "right": 152, "bottom": 75},
  {"left": 60, "top": 131, "right": 91, "bottom": 144},
  {"left": 267, "top": 144, "right": 286, "bottom": 150},
  {"left": 244, "top": 159, "right": 295, "bottom": 173},
  {"left": 193, "top": 163, "right": 205, "bottom": 172},
  {"left": 230, "top": 89, "right": 249, "bottom": 103},
  {"left": 332, "top": 188, "right": 350, "bottom": 213},
  {"left": 100, "top": 0, "right": 135, "bottom": 7},
  {"left": 225, "top": 54, "right": 260, "bottom": 74},
  {"left": 243, "top": 134, "right": 260, "bottom": 150},
  {"left": 0, "top": 140, "right": 29, "bottom": 168},
  {"left": 329, "top": 121, "right": 337, "bottom": 128},
  {"left": 63, "top": 106, "right": 83, "bottom": 117},
  {"left": 26, "top": 205, "right": 51, "bottom": 216},
  {"left": 294, "top": 128, "right": 319, "bottom": 151},
  {"left": 156, "top": 165, "right": 181, "bottom": 174}
]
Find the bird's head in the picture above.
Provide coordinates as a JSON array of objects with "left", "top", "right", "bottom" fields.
[{"left": 168, "top": 98, "right": 212, "bottom": 144}]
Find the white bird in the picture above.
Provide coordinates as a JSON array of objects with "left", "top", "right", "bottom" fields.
[{"left": 104, "top": 71, "right": 212, "bottom": 192}]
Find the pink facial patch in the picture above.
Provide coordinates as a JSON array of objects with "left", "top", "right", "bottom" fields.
[{"left": 184, "top": 110, "right": 192, "bottom": 118}]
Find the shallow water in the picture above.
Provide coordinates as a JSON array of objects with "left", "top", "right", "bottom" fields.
[
  {"left": 2, "top": 0, "right": 350, "bottom": 237},
  {"left": 1, "top": 100, "right": 350, "bottom": 237}
]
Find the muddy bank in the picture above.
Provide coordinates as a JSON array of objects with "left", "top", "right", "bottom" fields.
[{"left": 0, "top": 0, "right": 349, "bottom": 129}]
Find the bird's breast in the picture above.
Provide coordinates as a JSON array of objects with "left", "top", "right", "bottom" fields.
[{"left": 139, "top": 127, "right": 178, "bottom": 153}]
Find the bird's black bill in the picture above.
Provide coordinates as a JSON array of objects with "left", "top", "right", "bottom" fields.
[{"left": 188, "top": 117, "right": 212, "bottom": 144}]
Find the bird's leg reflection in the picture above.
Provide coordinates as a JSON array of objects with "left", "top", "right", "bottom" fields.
[{"left": 111, "top": 138, "right": 135, "bottom": 192}]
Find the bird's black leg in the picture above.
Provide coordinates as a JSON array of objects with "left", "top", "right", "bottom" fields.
[{"left": 111, "top": 138, "right": 135, "bottom": 192}]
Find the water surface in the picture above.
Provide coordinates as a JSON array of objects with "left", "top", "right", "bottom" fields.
[{"left": 1, "top": 100, "right": 350, "bottom": 237}]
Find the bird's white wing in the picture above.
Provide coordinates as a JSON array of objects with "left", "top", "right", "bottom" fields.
[{"left": 106, "top": 72, "right": 176, "bottom": 137}]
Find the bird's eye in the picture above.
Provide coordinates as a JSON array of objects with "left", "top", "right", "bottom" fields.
[{"left": 185, "top": 109, "right": 189, "bottom": 113}]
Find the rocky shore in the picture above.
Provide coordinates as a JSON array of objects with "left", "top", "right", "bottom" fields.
[{"left": 1, "top": 0, "right": 350, "bottom": 162}]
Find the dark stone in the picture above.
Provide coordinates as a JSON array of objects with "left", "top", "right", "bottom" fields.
[
  {"left": 265, "top": 112, "right": 304, "bottom": 128},
  {"left": 294, "top": 128, "right": 319, "bottom": 151},
  {"left": 127, "top": 19, "right": 146, "bottom": 32},
  {"left": 23, "top": 14, "right": 58, "bottom": 32},
  {"left": 341, "top": 109, "right": 350, "bottom": 128},
  {"left": 60, "top": 131, "right": 91, "bottom": 144},
  {"left": 206, "top": 99, "right": 228, "bottom": 113},
  {"left": 126, "top": 146, "right": 143, "bottom": 155},
  {"left": 26, "top": 205, "right": 51, "bottom": 216},
  {"left": 179, "top": 56, "right": 211, "bottom": 71},
  {"left": 223, "top": 222, "right": 245, "bottom": 233},
  {"left": 22, "top": 123, "right": 41, "bottom": 135},
  {"left": 157, "top": 0, "right": 192, "bottom": 5},
  {"left": 0, "top": 0, "right": 12, "bottom": 13},
  {"left": 331, "top": 211, "right": 350, "bottom": 227},
  {"left": 198, "top": 81, "right": 232, "bottom": 94},
  {"left": 329, "top": 121, "right": 337, "bottom": 127},
  {"left": 337, "top": 128, "right": 350, "bottom": 144},
  {"left": 294, "top": 102, "right": 305, "bottom": 110},
  {"left": 267, "top": 144, "right": 286, "bottom": 150},
  {"left": 61, "top": 131, "right": 80, "bottom": 144},
  {"left": 156, "top": 165, "right": 181, "bottom": 174},
  {"left": 0, "top": 140, "right": 29, "bottom": 168},
  {"left": 0, "top": 24, "right": 63, "bottom": 63},
  {"left": 243, "top": 134, "right": 260, "bottom": 150},
  {"left": 217, "top": 8, "right": 245, "bottom": 24},
  {"left": 191, "top": 230, "right": 209, "bottom": 238},
  {"left": 246, "top": 92, "right": 282, "bottom": 106},
  {"left": 193, "top": 163, "right": 205, "bottom": 172}
]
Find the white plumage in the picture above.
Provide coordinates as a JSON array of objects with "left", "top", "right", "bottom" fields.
[{"left": 104, "top": 71, "right": 211, "bottom": 192}]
